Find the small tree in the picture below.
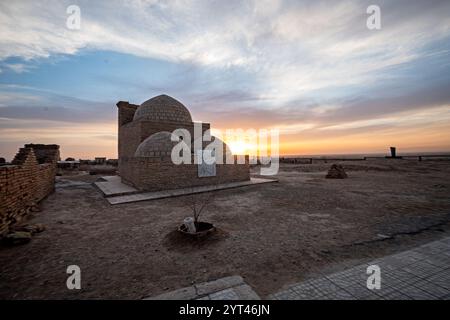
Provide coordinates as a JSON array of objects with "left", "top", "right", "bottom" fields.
[
  {"left": 183, "top": 149, "right": 222, "bottom": 230},
  {"left": 185, "top": 190, "right": 216, "bottom": 225}
]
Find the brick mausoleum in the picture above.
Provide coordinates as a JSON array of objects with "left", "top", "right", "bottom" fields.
[{"left": 116, "top": 94, "right": 250, "bottom": 191}]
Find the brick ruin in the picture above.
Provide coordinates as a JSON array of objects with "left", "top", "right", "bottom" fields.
[
  {"left": 117, "top": 94, "right": 250, "bottom": 192},
  {"left": 0, "top": 144, "right": 60, "bottom": 236}
]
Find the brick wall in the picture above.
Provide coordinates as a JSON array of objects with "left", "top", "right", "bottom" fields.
[
  {"left": 121, "top": 155, "right": 250, "bottom": 192},
  {"left": 24, "top": 144, "right": 60, "bottom": 164},
  {"left": 0, "top": 145, "right": 59, "bottom": 236}
]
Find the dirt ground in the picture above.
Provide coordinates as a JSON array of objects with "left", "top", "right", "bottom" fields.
[{"left": 1, "top": 159, "right": 450, "bottom": 299}]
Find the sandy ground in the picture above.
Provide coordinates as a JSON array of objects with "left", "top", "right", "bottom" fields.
[{"left": 1, "top": 159, "right": 450, "bottom": 299}]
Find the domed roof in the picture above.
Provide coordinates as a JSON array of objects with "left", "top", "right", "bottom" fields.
[
  {"left": 134, "top": 131, "right": 233, "bottom": 160},
  {"left": 134, "top": 131, "right": 189, "bottom": 157},
  {"left": 133, "top": 94, "right": 192, "bottom": 123}
]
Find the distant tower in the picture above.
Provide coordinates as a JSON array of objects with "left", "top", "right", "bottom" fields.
[{"left": 390, "top": 147, "right": 396, "bottom": 158}]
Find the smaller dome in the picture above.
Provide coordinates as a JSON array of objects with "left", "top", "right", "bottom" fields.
[
  {"left": 133, "top": 94, "right": 192, "bottom": 123},
  {"left": 134, "top": 131, "right": 188, "bottom": 157}
]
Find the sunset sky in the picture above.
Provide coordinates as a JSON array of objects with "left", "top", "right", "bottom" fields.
[{"left": 1, "top": 0, "right": 450, "bottom": 160}]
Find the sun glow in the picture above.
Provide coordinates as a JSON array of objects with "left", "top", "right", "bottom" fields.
[{"left": 226, "top": 140, "right": 257, "bottom": 156}]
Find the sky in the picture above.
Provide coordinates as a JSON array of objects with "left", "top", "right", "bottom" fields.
[{"left": 0, "top": 0, "right": 450, "bottom": 160}]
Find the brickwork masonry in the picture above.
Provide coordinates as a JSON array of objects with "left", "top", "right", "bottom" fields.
[{"left": 0, "top": 145, "right": 59, "bottom": 236}]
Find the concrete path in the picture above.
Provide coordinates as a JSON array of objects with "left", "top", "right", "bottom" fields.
[
  {"left": 270, "top": 237, "right": 450, "bottom": 300},
  {"left": 95, "top": 177, "right": 277, "bottom": 205}
]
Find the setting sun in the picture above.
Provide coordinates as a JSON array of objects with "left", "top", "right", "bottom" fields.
[{"left": 226, "top": 140, "right": 256, "bottom": 156}]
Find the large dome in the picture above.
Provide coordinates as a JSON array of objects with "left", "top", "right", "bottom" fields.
[
  {"left": 134, "top": 131, "right": 189, "bottom": 157},
  {"left": 133, "top": 94, "right": 192, "bottom": 123}
]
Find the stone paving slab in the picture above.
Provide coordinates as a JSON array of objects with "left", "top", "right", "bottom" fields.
[
  {"left": 269, "top": 237, "right": 450, "bottom": 300},
  {"left": 94, "top": 175, "right": 140, "bottom": 197},
  {"left": 102, "top": 177, "right": 277, "bottom": 205},
  {"left": 144, "top": 276, "right": 260, "bottom": 300}
]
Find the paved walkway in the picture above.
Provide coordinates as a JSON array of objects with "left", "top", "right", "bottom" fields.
[
  {"left": 270, "top": 236, "right": 450, "bottom": 300},
  {"left": 145, "top": 237, "right": 450, "bottom": 300},
  {"left": 95, "top": 176, "right": 277, "bottom": 205}
]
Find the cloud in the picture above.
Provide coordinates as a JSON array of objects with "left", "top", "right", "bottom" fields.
[
  {"left": 3, "top": 63, "right": 33, "bottom": 73},
  {"left": 0, "top": 85, "right": 115, "bottom": 122},
  {"left": 318, "top": 106, "right": 450, "bottom": 131},
  {"left": 194, "top": 79, "right": 450, "bottom": 136},
  {"left": 1, "top": 0, "right": 449, "bottom": 102}
]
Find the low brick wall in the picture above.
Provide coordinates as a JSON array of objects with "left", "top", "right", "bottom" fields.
[{"left": 0, "top": 145, "right": 59, "bottom": 236}]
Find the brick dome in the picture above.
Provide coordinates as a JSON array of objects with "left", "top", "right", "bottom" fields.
[
  {"left": 133, "top": 94, "right": 192, "bottom": 123},
  {"left": 134, "top": 131, "right": 189, "bottom": 157}
]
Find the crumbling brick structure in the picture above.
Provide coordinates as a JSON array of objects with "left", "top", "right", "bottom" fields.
[
  {"left": 0, "top": 144, "right": 60, "bottom": 236},
  {"left": 117, "top": 95, "right": 250, "bottom": 192}
]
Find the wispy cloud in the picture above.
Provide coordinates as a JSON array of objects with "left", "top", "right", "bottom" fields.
[
  {"left": 3, "top": 63, "right": 33, "bottom": 73},
  {"left": 1, "top": 0, "right": 449, "bottom": 101},
  {"left": 0, "top": 85, "right": 114, "bottom": 122}
]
